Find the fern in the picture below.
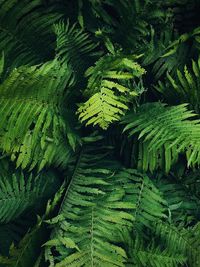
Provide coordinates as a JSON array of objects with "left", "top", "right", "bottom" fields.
[
  {"left": 0, "top": 181, "right": 65, "bottom": 266},
  {"left": 155, "top": 175, "right": 200, "bottom": 225},
  {"left": 45, "top": 147, "right": 134, "bottom": 267},
  {"left": 181, "top": 170, "right": 200, "bottom": 199},
  {"left": 0, "top": 159, "right": 60, "bottom": 223},
  {"left": 156, "top": 57, "right": 200, "bottom": 113},
  {"left": 0, "top": 59, "right": 73, "bottom": 170},
  {"left": 0, "top": 222, "right": 47, "bottom": 267},
  {"left": 55, "top": 20, "right": 97, "bottom": 78},
  {"left": 0, "top": 214, "right": 35, "bottom": 258},
  {"left": 155, "top": 222, "right": 200, "bottom": 267},
  {"left": 127, "top": 234, "right": 186, "bottom": 267},
  {"left": 0, "top": 1, "right": 199, "bottom": 267},
  {"left": 114, "top": 169, "right": 167, "bottom": 230},
  {"left": 122, "top": 102, "right": 200, "bottom": 172},
  {"left": 152, "top": 25, "right": 200, "bottom": 79},
  {"left": 0, "top": 0, "right": 66, "bottom": 73},
  {"left": 77, "top": 53, "right": 145, "bottom": 129},
  {"left": 79, "top": 0, "right": 171, "bottom": 53},
  {"left": 44, "top": 146, "right": 166, "bottom": 266}
]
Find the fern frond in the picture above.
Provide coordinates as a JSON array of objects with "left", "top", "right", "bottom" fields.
[
  {"left": 114, "top": 169, "right": 167, "bottom": 230},
  {"left": 153, "top": 25, "right": 200, "bottom": 79},
  {"left": 0, "top": 181, "right": 65, "bottom": 266},
  {"left": 181, "top": 169, "right": 200, "bottom": 199},
  {"left": 127, "top": 234, "right": 186, "bottom": 267},
  {"left": 0, "top": 221, "right": 47, "bottom": 267},
  {"left": 155, "top": 175, "right": 200, "bottom": 225},
  {"left": 155, "top": 222, "right": 200, "bottom": 267},
  {"left": 0, "top": 59, "right": 73, "bottom": 170},
  {"left": 45, "top": 147, "right": 134, "bottom": 267},
  {"left": 0, "top": 160, "right": 60, "bottom": 223},
  {"left": 77, "top": 54, "right": 145, "bottom": 129},
  {"left": 54, "top": 20, "right": 97, "bottom": 78},
  {"left": 0, "top": 0, "right": 65, "bottom": 73},
  {"left": 45, "top": 146, "right": 166, "bottom": 266},
  {"left": 79, "top": 0, "right": 171, "bottom": 53},
  {"left": 0, "top": 214, "right": 35, "bottom": 257},
  {"left": 122, "top": 102, "right": 200, "bottom": 172},
  {"left": 156, "top": 57, "right": 200, "bottom": 113}
]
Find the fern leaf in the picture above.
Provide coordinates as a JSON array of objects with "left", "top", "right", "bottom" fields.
[
  {"left": 1, "top": 223, "right": 47, "bottom": 267},
  {"left": 155, "top": 175, "right": 200, "bottom": 225},
  {"left": 114, "top": 169, "right": 167, "bottom": 230},
  {"left": 45, "top": 146, "right": 166, "bottom": 266},
  {"left": 0, "top": 159, "right": 60, "bottom": 223},
  {"left": 122, "top": 102, "right": 200, "bottom": 172},
  {"left": 155, "top": 222, "right": 200, "bottom": 267},
  {"left": 77, "top": 54, "right": 145, "bottom": 129},
  {"left": 54, "top": 20, "right": 97, "bottom": 78},
  {"left": 0, "top": 181, "right": 65, "bottom": 266},
  {"left": 0, "top": 59, "right": 73, "bottom": 170},
  {"left": 0, "top": 1, "right": 67, "bottom": 74},
  {"left": 128, "top": 234, "right": 186, "bottom": 267},
  {"left": 156, "top": 57, "right": 200, "bottom": 114}
]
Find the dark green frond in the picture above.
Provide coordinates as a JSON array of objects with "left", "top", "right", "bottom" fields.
[
  {"left": 45, "top": 146, "right": 166, "bottom": 266},
  {"left": 0, "top": 0, "right": 66, "bottom": 73},
  {"left": 122, "top": 102, "right": 200, "bottom": 172},
  {"left": 152, "top": 26, "right": 200, "bottom": 79},
  {"left": 0, "top": 182, "right": 65, "bottom": 266},
  {"left": 155, "top": 222, "right": 200, "bottom": 267},
  {"left": 0, "top": 160, "right": 60, "bottom": 223},
  {"left": 55, "top": 20, "right": 97, "bottom": 78},
  {"left": 155, "top": 175, "right": 200, "bottom": 225},
  {"left": 0, "top": 222, "right": 47, "bottom": 267},
  {"left": 156, "top": 57, "right": 200, "bottom": 113},
  {"left": 127, "top": 234, "right": 186, "bottom": 267}
]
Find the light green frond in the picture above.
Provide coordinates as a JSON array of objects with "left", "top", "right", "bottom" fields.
[
  {"left": 77, "top": 54, "right": 145, "bottom": 129},
  {"left": 0, "top": 59, "right": 73, "bottom": 170}
]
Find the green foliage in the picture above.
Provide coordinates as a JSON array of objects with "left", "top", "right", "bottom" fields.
[
  {"left": 1, "top": 222, "right": 47, "bottom": 267},
  {"left": 122, "top": 102, "right": 200, "bottom": 172},
  {"left": 155, "top": 222, "right": 200, "bottom": 267},
  {"left": 77, "top": 53, "right": 145, "bottom": 129},
  {"left": 0, "top": 0, "right": 66, "bottom": 73},
  {"left": 0, "top": 159, "right": 60, "bottom": 223},
  {"left": 0, "top": 1, "right": 199, "bottom": 267},
  {"left": 127, "top": 233, "right": 186, "bottom": 267},
  {"left": 155, "top": 175, "right": 200, "bottom": 225},
  {"left": 0, "top": 180, "right": 65, "bottom": 266},
  {"left": 55, "top": 20, "right": 97, "bottom": 78},
  {"left": 44, "top": 147, "right": 166, "bottom": 266},
  {"left": 0, "top": 59, "right": 73, "bottom": 170},
  {"left": 156, "top": 57, "right": 200, "bottom": 113},
  {"left": 152, "top": 27, "right": 200, "bottom": 79}
]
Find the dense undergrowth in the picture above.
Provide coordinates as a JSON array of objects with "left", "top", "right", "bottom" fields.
[{"left": 0, "top": 0, "right": 200, "bottom": 266}]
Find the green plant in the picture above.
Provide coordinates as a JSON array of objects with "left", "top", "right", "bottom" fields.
[{"left": 0, "top": 1, "right": 200, "bottom": 267}]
